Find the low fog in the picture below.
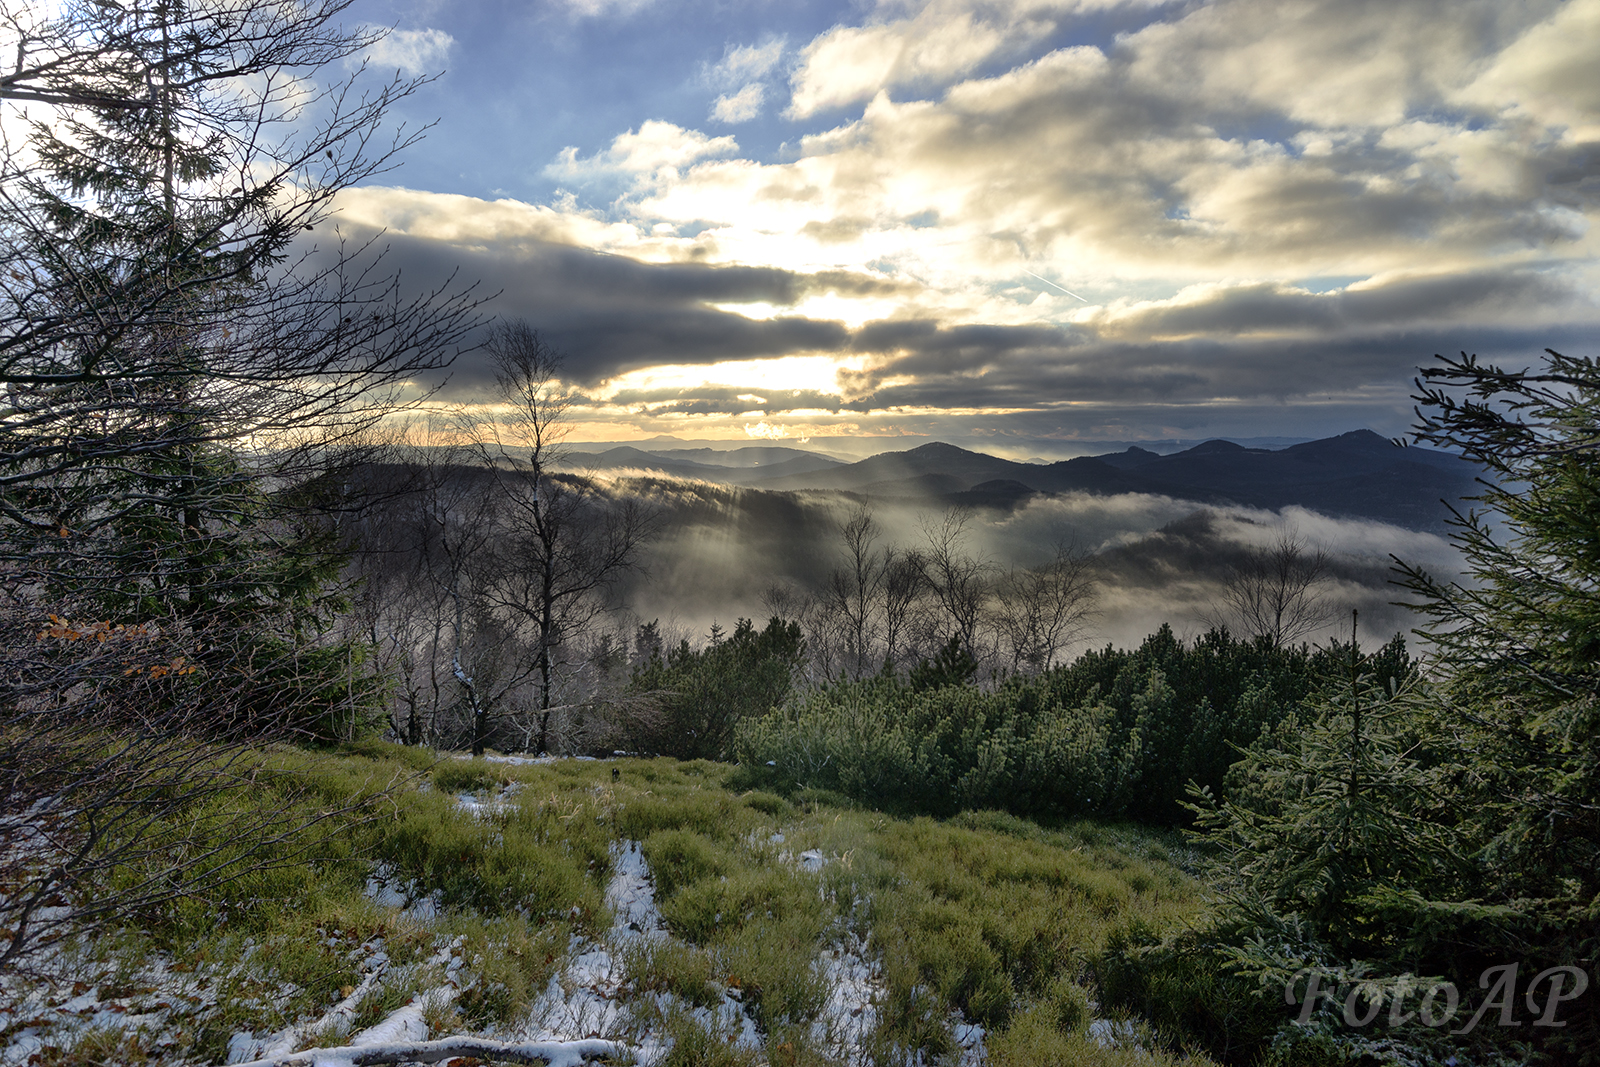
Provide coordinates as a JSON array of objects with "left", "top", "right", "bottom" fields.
[{"left": 601, "top": 474, "right": 1463, "bottom": 659}]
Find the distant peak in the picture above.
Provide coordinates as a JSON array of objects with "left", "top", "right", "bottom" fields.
[
  {"left": 905, "top": 441, "right": 977, "bottom": 456},
  {"left": 1290, "top": 429, "right": 1397, "bottom": 454},
  {"left": 1186, "top": 439, "right": 1248, "bottom": 454}
]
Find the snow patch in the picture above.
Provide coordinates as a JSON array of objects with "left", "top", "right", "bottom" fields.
[
  {"left": 363, "top": 862, "right": 439, "bottom": 921},
  {"left": 811, "top": 935, "right": 883, "bottom": 1059},
  {"left": 455, "top": 780, "right": 522, "bottom": 818},
  {"left": 953, "top": 1015, "right": 988, "bottom": 1064},
  {"left": 521, "top": 840, "right": 764, "bottom": 1063},
  {"left": 1089, "top": 1016, "right": 1142, "bottom": 1048},
  {"left": 524, "top": 841, "right": 667, "bottom": 1044}
]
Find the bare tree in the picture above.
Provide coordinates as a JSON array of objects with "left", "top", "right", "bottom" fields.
[
  {"left": 1208, "top": 529, "right": 1335, "bottom": 648},
  {"left": 0, "top": 0, "right": 482, "bottom": 506},
  {"left": 345, "top": 438, "right": 550, "bottom": 753},
  {"left": 822, "top": 501, "right": 885, "bottom": 679},
  {"left": 469, "top": 322, "right": 657, "bottom": 754},
  {"left": 881, "top": 545, "right": 925, "bottom": 675},
  {"left": 992, "top": 539, "right": 1098, "bottom": 674},
  {"left": 919, "top": 507, "right": 992, "bottom": 657},
  {"left": 0, "top": 0, "right": 477, "bottom": 969}
]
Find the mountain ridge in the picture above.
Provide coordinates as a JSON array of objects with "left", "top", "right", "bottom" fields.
[
  {"left": 748, "top": 429, "right": 1478, "bottom": 531},
  {"left": 556, "top": 429, "right": 1478, "bottom": 532}
]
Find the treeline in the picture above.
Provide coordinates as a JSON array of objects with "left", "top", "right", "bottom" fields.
[
  {"left": 338, "top": 487, "right": 1111, "bottom": 755},
  {"left": 737, "top": 625, "right": 1411, "bottom": 825}
]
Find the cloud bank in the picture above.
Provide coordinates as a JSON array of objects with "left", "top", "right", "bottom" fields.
[{"left": 330, "top": 0, "right": 1600, "bottom": 442}]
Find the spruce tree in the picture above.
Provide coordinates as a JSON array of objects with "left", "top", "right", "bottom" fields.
[
  {"left": 1, "top": 0, "right": 482, "bottom": 734},
  {"left": 1175, "top": 350, "right": 1600, "bottom": 1064}
]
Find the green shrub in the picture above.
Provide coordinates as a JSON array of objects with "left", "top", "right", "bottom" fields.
[
  {"left": 643, "top": 829, "right": 730, "bottom": 898},
  {"left": 629, "top": 617, "right": 805, "bottom": 760},
  {"left": 432, "top": 759, "right": 510, "bottom": 793},
  {"left": 622, "top": 938, "right": 722, "bottom": 1009},
  {"left": 742, "top": 791, "right": 789, "bottom": 817},
  {"left": 737, "top": 627, "right": 1414, "bottom": 825},
  {"left": 1093, "top": 921, "right": 1281, "bottom": 1063}
]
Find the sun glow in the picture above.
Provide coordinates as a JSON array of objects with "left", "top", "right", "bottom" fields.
[
  {"left": 593, "top": 354, "right": 871, "bottom": 400},
  {"left": 708, "top": 293, "right": 906, "bottom": 328}
]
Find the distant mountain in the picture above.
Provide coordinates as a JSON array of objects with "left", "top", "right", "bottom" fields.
[
  {"left": 651, "top": 446, "right": 841, "bottom": 470},
  {"left": 756, "top": 441, "right": 1041, "bottom": 493},
  {"left": 1094, "top": 446, "right": 1163, "bottom": 470},
  {"left": 557, "top": 444, "right": 842, "bottom": 485},
  {"left": 1057, "top": 430, "right": 1481, "bottom": 530},
  {"left": 750, "top": 430, "right": 1481, "bottom": 531},
  {"left": 559, "top": 446, "right": 730, "bottom": 481}
]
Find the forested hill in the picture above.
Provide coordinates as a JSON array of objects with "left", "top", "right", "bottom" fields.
[{"left": 564, "top": 430, "right": 1481, "bottom": 532}]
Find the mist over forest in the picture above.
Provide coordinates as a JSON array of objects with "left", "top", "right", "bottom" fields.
[{"left": 610, "top": 475, "right": 1460, "bottom": 656}]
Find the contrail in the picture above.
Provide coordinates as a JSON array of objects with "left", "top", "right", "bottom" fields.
[{"left": 1022, "top": 268, "right": 1089, "bottom": 303}]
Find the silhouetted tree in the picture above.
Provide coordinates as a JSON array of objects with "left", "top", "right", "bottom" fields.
[
  {"left": 468, "top": 322, "right": 657, "bottom": 753},
  {"left": 1207, "top": 530, "right": 1333, "bottom": 647}
]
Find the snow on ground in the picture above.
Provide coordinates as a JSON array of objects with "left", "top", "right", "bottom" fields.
[
  {"left": 0, "top": 933, "right": 230, "bottom": 1066},
  {"left": 811, "top": 935, "right": 883, "bottom": 1058},
  {"left": 1089, "top": 1016, "right": 1145, "bottom": 1049},
  {"left": 454, "top": 780, "right": 524, "bottom": 818},
  {"left": 606, "top": 840, "right": 670, "bottom": 940},
  {"left": 452, "top": 754, "right": 603, "bottom": 767},
  {"left": 227, "top": 938, "right": 466, "bottom": 1063},
  {"left": 953, "top": 1017, "right": 988, "bottom": 1065},
  {"left": 0, "top": 771, "right": 978, "bottom": 1065},
  {"left": 364, "top": 862, "right": 440, "bottom": 921},
  {"left": 521, "top": 839, "right": 761, "bottom": 1062}
]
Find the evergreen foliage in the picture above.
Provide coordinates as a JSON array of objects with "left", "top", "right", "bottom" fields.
[
  {"left": 1114, "top": 349, "right": 1600, "bottom": 1065},
  {"left": 629, "top": 617, "right": 806, "bottom": 760},
  {"left": 1401, "top": 349, "right": 1600, "bottom": 955},
  {"left": 908, "top": 635, "right": 980, "bottom": 692},
  {"left": 739, "top": 626, "right": 1409, "bottom": 823},
  {"left": 1, "top": 0, "right": 479, "bottom": 740}
]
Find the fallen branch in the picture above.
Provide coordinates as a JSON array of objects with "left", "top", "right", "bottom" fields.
[{"left": 228, "top": 1035, "right": 626, "bottom": 1067}]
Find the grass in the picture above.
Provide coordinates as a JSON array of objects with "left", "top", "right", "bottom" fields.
[{"left": 18, "top": 744, "right": 1219, "bottom": 1067}]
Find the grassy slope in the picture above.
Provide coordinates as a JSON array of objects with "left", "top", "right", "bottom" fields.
[{"left": 8, "top": 743, "right": 1217, "bottom": 1066}]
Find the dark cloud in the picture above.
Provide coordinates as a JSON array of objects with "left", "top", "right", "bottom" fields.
[
  {"left": 304, "top": 222, "right": 1595, "bottom": 441},
  {"left": 310, "top": 229, "right": 910, "bottom": 390},
  {"left": 1103, "top": 268, "right": 1585, "bottom": 338},
  {"left": 835, "top": 323, "right": 1599, "bottom": 428}
]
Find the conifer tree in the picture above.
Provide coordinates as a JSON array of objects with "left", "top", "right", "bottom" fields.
[
  {"left": 0, "top": 0, "right": 482, "bottom": 731},
  {"left": 1174, "top": 349, "right": 1600, "bottom": 1064}
]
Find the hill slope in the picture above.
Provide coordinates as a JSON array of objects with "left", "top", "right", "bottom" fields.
[{"left": 751, "top": 430, "right": 1479, "bottom": 531}]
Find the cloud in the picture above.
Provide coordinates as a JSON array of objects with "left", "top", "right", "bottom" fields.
[
  {"left": 353, "top": 27, "right": 454, "bottom": 77},
  {"left": 322, "top": 182, "right": 1597, "bottom": 440},
  {"left": 1457, "top": 0, "right": 1600, "bottom": 139},
  {"left": 330, "top": 0, "right": 1600, "bottom": 442},
  {"left": 706, "top": 37, "right": 788, "bottom": 89},
  {"left": 306, "top": 202, "right": 910, "bottom": 388},
  {"left": 711, "top": 84, "right": 766, "bottom": 124},
  {"left": 1078, "top": 268, "right": 1592, "bottom": 340},
  {"left": 552, "top": 0, "right": 657, "bottom": 16},
  {"left": 546, "top": 121, "right": 739, "bottom": 184},
  {"left": 786, "top": 0, "right": 1137, "bottom": 118}
]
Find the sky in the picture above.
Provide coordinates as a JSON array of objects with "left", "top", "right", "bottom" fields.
[{"left": 326, "top": 0, "right": 1600, "bottom": 452}]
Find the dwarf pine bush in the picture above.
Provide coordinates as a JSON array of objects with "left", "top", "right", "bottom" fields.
[{"left": 737, "top": 627, "right": 1412, "bottom": 823}]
